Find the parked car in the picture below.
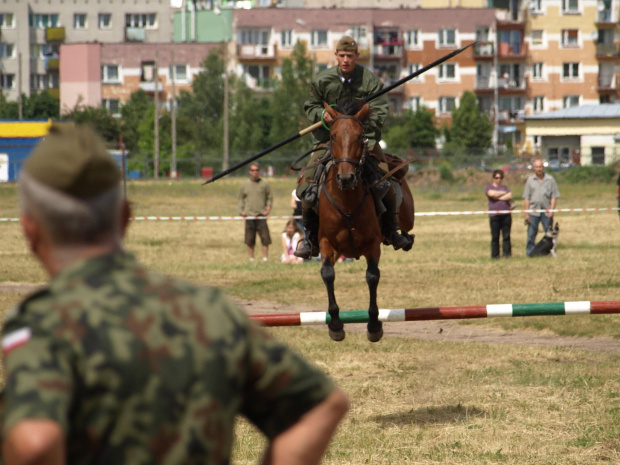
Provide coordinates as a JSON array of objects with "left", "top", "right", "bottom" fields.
[
  {"left": 545, "top": 160, "right": 577, "bottom": 171},
  {"left": 501, "top": 162, "right": 530, "bottom": 174}
]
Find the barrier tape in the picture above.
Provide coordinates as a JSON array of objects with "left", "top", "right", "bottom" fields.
[{"left": 1, "top": 208, "right": 618, "bottom": 223}]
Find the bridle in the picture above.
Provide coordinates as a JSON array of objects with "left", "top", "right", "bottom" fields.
[{"left": 330, "top": 114, "right": 368, "bottom": 189}]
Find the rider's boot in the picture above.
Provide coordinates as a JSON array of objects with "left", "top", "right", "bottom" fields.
[
  {"left": 294, "top": 205, "right": 319, "bottom": 259},
  {"left": 382, "top": 188, "right": 410, "bottom": 251}
]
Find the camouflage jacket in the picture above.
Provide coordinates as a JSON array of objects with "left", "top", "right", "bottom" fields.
[
  {"left": 304, "top": 64, "right": 388, "bottom": 147},
  {"left": 0, "top": 251, "right": 334, "bottom": 465}
]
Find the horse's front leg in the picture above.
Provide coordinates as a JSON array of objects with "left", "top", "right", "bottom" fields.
[
  {"left": 321, "top": 256, "right": 345, "bottom": 342},
  {"left": 366, "top": 254, "right": 383, "bottom": 343}
]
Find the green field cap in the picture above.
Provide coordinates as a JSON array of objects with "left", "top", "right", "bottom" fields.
[
  {"left": 336, "top": 36, "right": 358, "bottom": 52},
  {"left": 23, "top": 125, "right": 120, "bottom": 198}
]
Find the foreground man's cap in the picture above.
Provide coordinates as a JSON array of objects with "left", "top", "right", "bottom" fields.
[
  {"left": 23, "top": 125, "right": 120, "bottom": 198},
  {"left": 336, "top": 36, "right": 358, "bottom": 52}
]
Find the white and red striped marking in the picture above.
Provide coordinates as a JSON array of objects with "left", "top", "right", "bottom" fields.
[{"left": 250, "top": 301, "right": 620, "bottom": 327}]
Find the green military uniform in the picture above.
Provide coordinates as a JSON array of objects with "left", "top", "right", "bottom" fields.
[
  {"left": 297, "top": 62, "right": 389, "bottom": 199},
  {"left": 0, "top": 251, "right": 334, "bottom": 464}
]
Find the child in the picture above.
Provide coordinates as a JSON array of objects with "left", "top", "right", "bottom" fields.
[{"left": 281, "top": 218, "right": 304, "bottom": 264}]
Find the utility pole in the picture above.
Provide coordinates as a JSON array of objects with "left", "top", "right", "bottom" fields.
[
  {"left": 223, "top": 40, "right": 229, "bottom": 171},
  {"left": 171, "top": 50, "right": 177, "bottom": 178},
  {"left": 17, "top": 52, "right": 23, "bottom": 120},
  {"left": 154, "top": 50, "right": 160, "bottom": 179}
]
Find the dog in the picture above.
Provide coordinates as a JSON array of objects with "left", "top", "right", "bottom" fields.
[{"left": 529, "top": 222, "right": 559, "bottom": 257}]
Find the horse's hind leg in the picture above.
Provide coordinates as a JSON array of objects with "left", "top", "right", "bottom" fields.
[
  {"left": 366, "top": 257, "right": 383, "bottom": 343},
  {"left": 321, "top": 257, "right": 345, "bottom": 342}
]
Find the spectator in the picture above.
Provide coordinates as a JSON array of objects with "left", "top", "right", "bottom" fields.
[
  {"left": 523, "top": 158, "right": 560, "bottom": 256},
  {"left": 281, "top": 218, "right": 304, "bottom": 264},
  {"left": 616, "top": 172, "right": 620, "bottom": 219},
  {"left": 485, "top": 169, "right": 513, "bottom": 259},
  {"left": 1, "top": 125, "right": 349, "bottom": 465},
  {"left": 238, "top": 162, "right": 273, "bottom": 262}
]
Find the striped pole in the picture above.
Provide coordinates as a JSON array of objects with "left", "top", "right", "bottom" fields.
[{"left": 250, "top": 301, "right": 620, "bottom": 327}]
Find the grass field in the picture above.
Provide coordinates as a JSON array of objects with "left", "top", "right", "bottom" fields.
[{"left": 1, "top": 171, "right": 620, "bottom": 464}]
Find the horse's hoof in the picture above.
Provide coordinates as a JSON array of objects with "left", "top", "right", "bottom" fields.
[
  {"left": 329, "top": 328, "right": 346, "bottom": 342},
  {"left": 367, "top": 328, "right": 383, "bottom": 343}
]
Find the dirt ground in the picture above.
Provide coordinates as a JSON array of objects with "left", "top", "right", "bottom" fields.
[
  {"left": 3, "top": 283, "right": 618, "bottom": 356},
  {"left": 239, "top": 298, "right": 620, "bottom": 356}
]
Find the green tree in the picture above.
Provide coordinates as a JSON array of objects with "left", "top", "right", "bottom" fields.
[
  {"left": 268, "top": 40, "right": 314, "bottom": 151},
  {"left": 446, "top": 91, "right": 493, "bottom": 153},
  {"left": 384, "top": 107, "right": 438, "bottom": 150},
  {"left": 63, "top": 103, "right": 121, "bottom": 143},
  {"left": 0, "top": 92, "right": 59, "bottom": 119},
  {"left": 120, "top": 90, "right": 151, "bottom": 153}
]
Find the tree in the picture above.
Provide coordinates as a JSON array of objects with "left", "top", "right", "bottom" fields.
[
  {"left": 383, "top": 106, "right": 438, "bottom": 150},
  {"left": 63, "top": 103, "right": 121, "bottom": 143},
  {"left": 120, "top": 90, "right": 151, "bottom": 153},
  {"left": 446, "top": 91, "right": 493, "bottom": 153},
  {"left": 0, "top": 92, "right": 59, "bottom": 119},
  {"left": 268, "top": 40, "right": 314, "bottom": 152}
]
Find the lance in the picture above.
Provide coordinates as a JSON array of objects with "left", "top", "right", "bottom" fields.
[{"left": 202, "top": 41, "right": 477, "bottom": 185}]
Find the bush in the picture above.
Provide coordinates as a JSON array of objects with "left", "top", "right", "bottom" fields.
[
  {"left": 558, "top": 165, "right": 617, "bottom": 183},
  {"left": 439, "top": 162, "right": 453, "bottom": 182}
]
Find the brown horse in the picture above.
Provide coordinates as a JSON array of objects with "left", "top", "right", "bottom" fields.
[{"left": 318, "top": 100, "right": 414, "bottom": 343}]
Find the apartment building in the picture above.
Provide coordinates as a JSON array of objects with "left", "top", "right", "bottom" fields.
[{"left": 0, "top": 0, "right": 176, "bottom": 102}]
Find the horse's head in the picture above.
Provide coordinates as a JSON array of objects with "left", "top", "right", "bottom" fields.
[{"left": 324, "top": 100, "right": 370, "bottom": 190}]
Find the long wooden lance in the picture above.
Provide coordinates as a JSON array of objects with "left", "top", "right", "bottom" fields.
[{"left": 202, "top": 41, "right": 477, "bottom": 185}]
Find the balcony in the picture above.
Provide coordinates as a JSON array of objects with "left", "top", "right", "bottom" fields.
[
  {"left": 237, "top": 44, "right": 276, "bottom": 60},
  {"left": 473, "top": 42, "right": 494, "bottom": 58},
  {"left": 598, "top": 72, "right": 617, "bottom": 91},
  {"left": 45, "top": 56, "right": 59, "bottom": 71},
  {"left": 125, "top": 27, "right": 146, "bottom": 42},
  {"left": 498, "top": 109, "right": 525, "bottom": 124},
  {"left": 475, "top": 76, "right": 495, "bottom": 91},
  {"left": 245, "top": 77, "right": 274, "bottom": 91},
  {"left": 498, "top": 76, "right": 526, "bottom": 91},
  {"left": 497, "top": 42, "right": 527, "bottom": 58},
  {"left": 596, "top": 10, "right": 614, "bottom": 24},
  {"left": 45, "top": 27, "right": 65, "bottom": 42},
  {"left": 596, "top": 43, "right": 618, "bottom": 58},
  {"left": 47, "top": 88, "right": 60, "bottom": 99},
  {"left": 138, "top": 81, "right": 163, "bottom": 92},
  {"left": 373, "top": 42, "right": 404, "bottom": 59}
]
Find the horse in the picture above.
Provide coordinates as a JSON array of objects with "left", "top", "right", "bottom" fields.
[{"left": 317, "top": 100, "right": 415, "bottom": 343}]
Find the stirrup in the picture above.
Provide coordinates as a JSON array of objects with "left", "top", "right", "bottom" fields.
[
  {"left": 294, "top": 240, "right": 313, "bottom": 259},
  {"left": 390, "top": 232, "right": 410, "bottom": 251}
]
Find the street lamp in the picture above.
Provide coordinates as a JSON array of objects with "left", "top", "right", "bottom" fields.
[
  {"left": 296, "top": 18, "right": 316, "bottom": 80},
  {"left": 214, "top": 5, "right": 229, "bottom": 171}
]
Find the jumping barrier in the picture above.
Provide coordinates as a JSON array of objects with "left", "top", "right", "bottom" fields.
[{"left": 250, "top": 301, "right": 620, "bottom": 327}]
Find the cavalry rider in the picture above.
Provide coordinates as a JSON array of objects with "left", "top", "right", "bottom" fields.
[{"left": 294, "top": 35, "right": 411, "bottom": 259}]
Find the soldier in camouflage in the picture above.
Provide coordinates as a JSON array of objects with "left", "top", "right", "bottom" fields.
[
  {"left": 294, "top": 35, "right": 411, "bottom": 259},
  {"left": 0, "top": 125, "right": 348, "bottom": 464}
]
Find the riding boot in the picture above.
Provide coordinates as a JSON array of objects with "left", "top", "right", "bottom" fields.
[
  {"left": 382, "top": 189, "right": 410, "bottom": 251},
  {"left": 294, "top": 207, "right": 319, "bottom": 259}
]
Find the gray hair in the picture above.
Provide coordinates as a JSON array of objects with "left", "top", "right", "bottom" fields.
[{"left": 18, "top": 170, "right": 124, "bottom": 247}]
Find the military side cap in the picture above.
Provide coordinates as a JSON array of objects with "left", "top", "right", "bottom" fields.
[
  {"left": 23, "top": 124, "right": 120, "bottom": 198},
  {"left": 336, "top": 36, "right": 358, "bottom": 52}
]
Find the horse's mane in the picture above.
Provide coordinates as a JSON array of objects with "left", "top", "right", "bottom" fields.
[{"left": 335, "top": 98, "right": 369, "bottom": 117}]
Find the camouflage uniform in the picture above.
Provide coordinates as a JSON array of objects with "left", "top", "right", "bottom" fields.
[{"left": 0, "top": 251, "right": 334, "bottom": 464}]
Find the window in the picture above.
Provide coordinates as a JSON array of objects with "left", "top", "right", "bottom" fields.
[
  {"left": 600, "top": 94, "right": 615, "bottom": 104},
  {"left": 73, "top": 13, "right": 87, "bottom": 29},
  {"left": 591, "top": 147, "right": 605, "bottom": 164},
  {"left": 405, "top": 29, "right": 419, "bottom": 48},
  {"left": 532, "top": 62, "right": 544, "bottom": 79},
  {"left": 240, "top": 29, "right": 270, "bottom": 45},
  {"left": 30, "top": 44, "right": 59, "bottom": 59},
  {"left": 533, "top": 96, "right": 544, "bottom": 112},
  {"left": 562, "top": 62, "right": 579, "bottom": 79},
  {"left": 408, "top": 97, "right": 421, "bottom": 111},
  {"left": 562, "top": 29, "right": 579, "bottom": 47},
  {"left": 439, "top": 96, "right": 456, "bottom": 113},
  {"left": 531, "top": 30, "right": 543, "bottom": 46},
  {"left": 438, "top": 28, "right": 456, "bottom": 47},
  {"left": 408, "top": 63, "right": 422, "bottom": 80},
  {"left": 562, "top": 95, "right": 580, "bottom": 108},
  {"left": 0, "top": 14, "right": 15, "bottom": 28},
  {"left": 125, "top": 13, "right": 156, "bottom": 29},
  {"left": 531, "top": 0, "right": 542, "bottom": 12},
  {"left": 98, "top": 13, "right": 112, "bottom": 29},
  {"left": 311, "top": 30, "right": 328, "bottom": 47},
  {"left": 29, "top": 14, "right": 59, "bottom": 29},
  {"left": 598, "top": 28, "right": 614, "bottom": 45},
  {"left": 102, "top": 99, "right": 120, "bottom": 115},
  {"left": 0, "top": 43, "right": 14, "bottom": 59},
  {"left": 30, "top": 73, "right": 59, "bottom": 90},
  {"left": 562, "top": 0, "right": 579, "bottom": 13},
  {"left": 102, "top": 65, "right": 120, "bottom": 83},
  {"left": 350, "top": 26, "right": 368, "bottom": 46},
  {"left": 0, "top": 74, "right": 14, "bottom": 90},
  {"left": 499, "top": 96, "right": 524, "bottom": 111},
  {"left": 438, "top": 63, "right": 456, "bottom": 80},
  {"left": 281, "top": 29, "right": 292, "bottom": 47},
  {"left": 243, "top": 64, "right": 271, "bottom": 89},
  {"left": 172, "top": 64, "right": 188, "bottom": 82}
]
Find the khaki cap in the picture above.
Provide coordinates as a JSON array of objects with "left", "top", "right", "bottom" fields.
[
  {"left": 23, "top": 124, "right": 120, "bottom": 198},
  {"left": 336, "top": 36, "right": 358, "bottom": 52}
]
